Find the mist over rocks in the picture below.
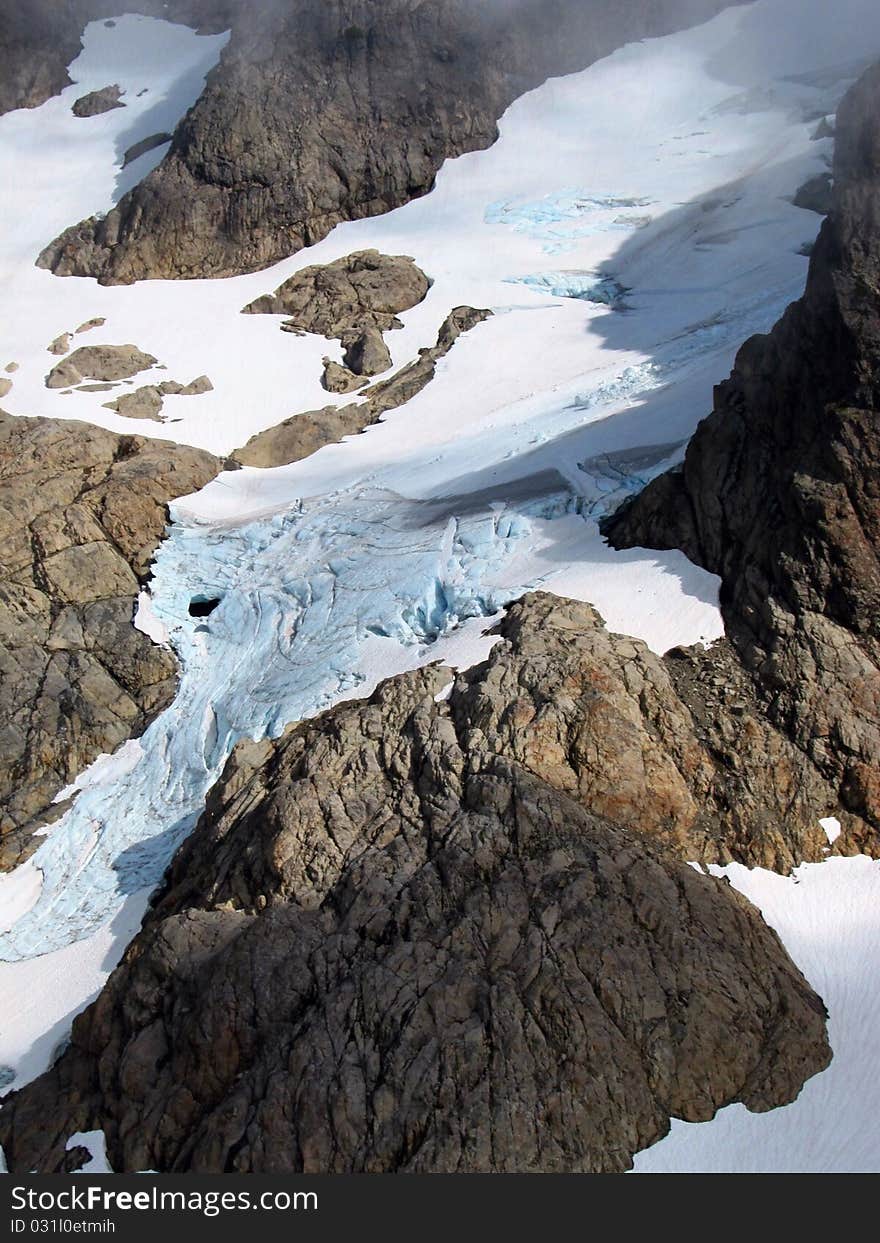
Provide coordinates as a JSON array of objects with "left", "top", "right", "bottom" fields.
[{"left": 27, "top": 0, "right": 745, "bottom": 282}]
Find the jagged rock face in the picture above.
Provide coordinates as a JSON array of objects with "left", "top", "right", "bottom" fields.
[
  {"left": 45, "top": 344, "right": 158, "bottom": 389},
  {"left": 33, "top": 0, "right": 743, "bottom": 282},
  {"left": 71, "top": 83, "right": 124, "bottom": 117},
  {"left": 0, "top": 1, "right": 239, "bottom": 117},
  {"left": 0, "top": 412, "right": 218, "bottom": 865},
  {"left": 231, "top": 305, "right": 491, "bottom": 468},
  {"left": 604, "top": 64, "right": 880, "bottom": 851},
  {"left": 0, "top": 595, "right": 832, "bottom": 1173},
  {"left": 242, "top": 250, "right": 430, "bottom": 337}
]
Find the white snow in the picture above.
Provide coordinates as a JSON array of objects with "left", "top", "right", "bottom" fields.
[
  {"left": 1, "top": 0, "right": 880, "bottom": 1172},
  {"left": 0, "top": 863, "right": 43, "bottom": 934},
  {"left": 0, "top": 890, "right": 150, "bottom": 1094},
  {"left": 634, "top": 857, "right": 880, "bottom": 1173},
  {"left": 820, "top": 816, "right": 843, "bottom": 846},
  {"left": 66, "top": 1130, "right": 113, "bottom": 1175}
]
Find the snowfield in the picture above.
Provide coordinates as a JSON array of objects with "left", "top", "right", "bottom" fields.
[{"left": 1, "top": 0, "right": 880, "bottom": 1172}]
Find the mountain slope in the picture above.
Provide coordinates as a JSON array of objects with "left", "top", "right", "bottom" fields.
[
  {"left": 35, "top": 0, "right": 742, "bottom": 282},
  {"left": 0, "top": 596, "right": 831, "bottom": 1173},
  {"left": 605, "top": 61, "right": 880, "bottom": 857},
  {"left": 0, "top": 411, "right": 218, "bottom": 867}
]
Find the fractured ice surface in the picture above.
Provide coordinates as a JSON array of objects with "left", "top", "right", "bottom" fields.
[
  {"left": 486, "top": 190, "right": 654, "bottom": 254},
  {"left": 505, "top": 271, "right": 627, "bottom": 306},
  {"left": 0, "top": 483, "right": 587, "bottom": 960}
]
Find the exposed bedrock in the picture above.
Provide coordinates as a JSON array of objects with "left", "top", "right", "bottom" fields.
[
  {"left": 242, "top": 249, "right": 430, "bottom": 337},
  {"left": 604, "top": 63, "right": 880, "bottom": 855},
  {"left": 31, "top": 0, "right": 745, "bottom": 282},
  {"left": 71, "top": 83, "right": 124, "bottom": 117},
  {"left": 0, "top": 1, "right": 240, "bottom": 117},
  {"left": 0, "top": 595, "right": 831, "bottom": 1173},
  {"left": 0, "top": 412, "right": 218, "bottom": 866},
  {"left": 231, "top": 305, "right": 491, "bottom": 468}
]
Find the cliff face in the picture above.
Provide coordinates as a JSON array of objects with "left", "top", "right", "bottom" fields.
[
  {"left": 0, "top": 412, "right": 218, "bottom": 867},
  {"left": 0, "top": 1, "right": 236, "bottom": 116},
  {"left": 30, "top": 0, "right": 741, "bottom": 282},
  {"left": 604, "top": 63, "right": 880, "bottom": 852},
  {"left": 0, "top": 595, "right": 831, "bottom": 1174}
]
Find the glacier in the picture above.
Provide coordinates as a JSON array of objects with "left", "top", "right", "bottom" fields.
[{"left": 2, "top": 0, "right": 880, "bottom": 1173}]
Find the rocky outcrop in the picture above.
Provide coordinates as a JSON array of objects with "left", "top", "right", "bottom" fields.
[
  {"left": 71, "top": 84, "right": 124, "bottom": 117},
  {"left": 0, "top": 2, "right": 242, "bottom": 117},
  {"left": 48, "top": 333, "right": 71, "bottom": 356},
  {"left": 232, "top": 305, "right": 490, "bottom": 468},
  {"left": 121, "top": 132, "right": 172, "bottom": 168},
  {"left": 341, "top": 326, "right": 392, "bottom": 377},
  {"left": 0, "top": 411, "right": 218, "bottom": 866},
  {"left": 33, "top": 0, "right": 744, "bottom": 282},
  {"left": 604, "top": 63, "right": 880, "bottom": 855},
  {"left": 320, "top": 360, "right": 365, "bottom": 395},
  {"left": 0, "top": 595, "right": 831, "bottom": 1173},
  {"left": 242, "top": 250, "right": 430, "bottom": 338},
  {"left": 45, "top": 344, "right": 158, "bottom": 389},
  {"left": 101, "top": 376, "right": 213, "bottom": 421}
]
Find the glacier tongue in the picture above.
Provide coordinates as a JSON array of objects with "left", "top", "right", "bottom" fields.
[{"left": 0, "top": 482, "right": 585, "bottom": 961}]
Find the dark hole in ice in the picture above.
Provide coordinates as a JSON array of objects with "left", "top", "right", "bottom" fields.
[{"left": 188, "top": 596, "right": 221, "bottom": 618}]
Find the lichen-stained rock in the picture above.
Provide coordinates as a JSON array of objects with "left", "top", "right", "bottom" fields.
[
  {"left": 0, "top": 412, "right": 218, "bottom": 866},
  {"left": 45, "top": 345, "right": 158, "bottom": 389},
  {"left": 341, "top": 326, "right": 392, "bottom": 376},
  {"left": 604, "top": 63, "right": 880, "bottom": 856},
  {"left": 242, "top": 250, "right": 430, "bottom": 338},
  {"left": 0, "top": 595, "right": 831, "bottom": 1174},
  {"left": 232, "top": 306, "right": 490, "bottom": 468}
]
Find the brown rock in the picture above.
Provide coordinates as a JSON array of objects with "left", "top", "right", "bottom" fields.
[
  {"left": 71, "top": 84, "right": 124, "bottom": 117},
  {"left": 242, "top": 250, "right": 430, "bottom": 337},
  {"left": 233, "top": 306, "right": 490, "bottom": 468},
  {"left": 48, "top": 333, "right": 71, "bottom": 356},
  {"left": 46, "top": 345, "right": 158, "bottom": 389},
  {"left": 0, "top": 595, "right": 831, "bottom": 1173},
  {"left": 102, "top": 386, "right": 165, "bottom": 421},
  {"left": 341, "top": 326, "right": 392, "bottom": 376},
  {"left": 320, "top": 360, "right": 365, "bottom": 395},
  {"left": 0, "top": 411, "right": 218, "bottom": 866},
  {"left": 604, "top": 62, "right": 880, "bottom": 857}
]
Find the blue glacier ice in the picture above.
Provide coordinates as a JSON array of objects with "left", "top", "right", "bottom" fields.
[
  {"left": 505, "top": 271, "right": 627, "bottom": 306},
  {"left": 0, "top": 483, "right": 587, "bottom": 961},
  {"left": 486, "top": 189, "right": 654, "bottom": 253}
]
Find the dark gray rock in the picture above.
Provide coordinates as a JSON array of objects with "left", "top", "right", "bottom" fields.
[
  {"left": 604, "top": 62, "right": 880, "bottom": 857},
  {"left": 793, "top": 171, "right": 833, "bottom": 214},
  {"left": 0, "top": 595, "right": 831, "bottom": 1173},
  {"left": 122, "top": 132, "right": 172, "bottom": 168},
  {"left": 71, "top": 84, "right": 124, "bottom": 117},
  {"left": 0, "top": 412, "right": 218, "bottom": 867},
  {"left": 33, "top": 0, "right": 746, "bottom": 282}
]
